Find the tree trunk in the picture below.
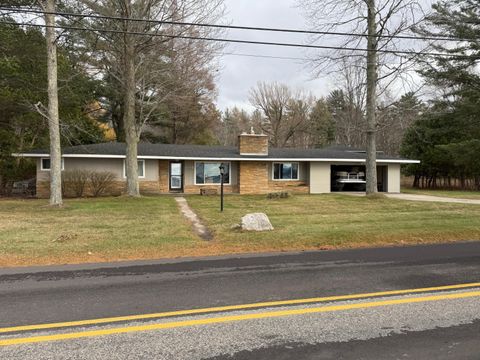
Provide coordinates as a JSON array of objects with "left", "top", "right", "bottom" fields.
[
  {"left": 112, "top": 101, "right": 126, "bottom": 142},
  {"left": 44, "top": 0, "right": 63, "bottom": 206},
  {"left": 365, "top": 0, "right": 378, "bottom": 195},
  {"left": 413, "top": 174, "right": 419, "bottom": 188},
  {"left": 123, "top": 34, "right": 140, "bottom": 197}
]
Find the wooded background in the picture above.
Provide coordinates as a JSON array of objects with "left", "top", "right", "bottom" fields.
[{"left": 1, "top": 0, "right": 479, "bottom": 195}]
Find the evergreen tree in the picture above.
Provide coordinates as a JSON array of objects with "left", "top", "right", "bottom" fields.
[{"left": 401, "top": 0, "right": 480, "bottom": 189}]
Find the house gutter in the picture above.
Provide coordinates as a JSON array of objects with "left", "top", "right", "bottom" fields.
[{"left": 12, "top": 153, "right": 421, "bottom": 164}]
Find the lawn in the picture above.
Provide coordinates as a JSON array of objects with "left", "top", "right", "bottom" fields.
[
  {"left": 0, "top": 196, "right": 203, "bottom": 267},
  {"left": 402, "top": 188, "right": 480, "bottom": 200},
  {"left": 187, "top": 194, "right": 480, "bottom": 252},
  {"left": 1, "top": 194, "right": 480, "bottom": 267}
]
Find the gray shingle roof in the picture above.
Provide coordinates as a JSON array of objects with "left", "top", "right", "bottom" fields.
[{"left": 26, "top": 142, "right": 411, "bottom": 161}]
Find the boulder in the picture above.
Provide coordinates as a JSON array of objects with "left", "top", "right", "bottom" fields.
[{"left": 240, "top": 213, "right": 274, "bottom": 231}]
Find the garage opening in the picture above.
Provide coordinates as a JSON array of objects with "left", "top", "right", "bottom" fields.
[{"left": 331, "top": 165, "right": 387, "bottom": 192}]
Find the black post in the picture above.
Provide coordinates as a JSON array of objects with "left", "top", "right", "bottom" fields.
[
  {"left": 219, "top": 163, "right": 225, "bottom": 212},
  {"left": 220, "top": 172, "right": 224, "bottom": 212}
]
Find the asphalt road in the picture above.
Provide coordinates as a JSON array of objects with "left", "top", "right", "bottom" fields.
[{"left": 1, "top": 241, "right": 480, "bottom": 359}]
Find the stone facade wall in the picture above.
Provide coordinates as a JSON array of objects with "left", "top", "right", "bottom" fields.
[
  {"left": 267, "top": 180, "right": 310, "bottom": 194},
  {"left": 238, "top": 134, "right": 269, "bottom": 155},
  {"left": 223, "top": 161, "right": 311, "bottom": 195},
  {"left": 139, "top": 181, "right": 161, "bottom": 194},
  {"left": 37, "top": 180, "right": 162, "bottom": 198},
  {"left": 158, "top": 160, "right": 169, "bottom": 193},
  {"left": 36, "top": 181, "right": 50, "bottom": 198},
  {"left": 183, "top": 184, "right": 239, "bottom": 194},
  {"left": 239, "top": 161, "right": 270, "bottom": 194}
]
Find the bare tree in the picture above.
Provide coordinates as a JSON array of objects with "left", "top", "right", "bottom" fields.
[
  {"left": 328, "top": 58, "right": 367, "bottom": 148},
  {"left": 38, "top": 0, "right": 63, "bottom": 206},
  {"left": 74, "top": 0, "right": 225, "bottom": 196},
  {"left": 249, "top": 82, "right": 314, "bottom": 148},
  {"left": 299, "top": 0, "right": 424, "bottom": 194}
]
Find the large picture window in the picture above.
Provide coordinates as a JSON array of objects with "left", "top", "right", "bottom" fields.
[
  {"left": 273, "top": 162, "right": 299, "bottom": 180},
  {"left": 195, "top": 162, "right": 230, "bottom": 185},
  {"left": 123, "top": 160, "right": 145, "bottom": 178}
]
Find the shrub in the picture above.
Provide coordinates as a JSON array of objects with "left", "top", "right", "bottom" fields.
[
  {"left": 89, "top": 171, "right": 115, "bottom": 197},
  {"left": 62, "top": 170, "right": 90, "bottom": 198},
  {"left": 266, "top": 191, "right": 290, "bottom": 199}
]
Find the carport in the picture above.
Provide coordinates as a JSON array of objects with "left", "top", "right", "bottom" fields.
[{"left": 330, "top": 165, "right": 388, "bottom": 192}]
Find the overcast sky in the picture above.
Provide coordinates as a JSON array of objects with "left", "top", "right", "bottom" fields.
[
  {"left": 215, "top": 0, "right": 332, "bottom": 112},
  {"left": 214, "top": 0, "right": 433, "bottom": 113}
]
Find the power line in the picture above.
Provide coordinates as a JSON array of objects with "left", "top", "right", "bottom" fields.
[
  {"left": 1, "top": 20, "right": 472, "bottom": 60},
  {"left": 0, "top": 6, "right": 472, "bottom": 43},
  {"left": 222, "top": 52, "right": 307, "bottom": 61}
]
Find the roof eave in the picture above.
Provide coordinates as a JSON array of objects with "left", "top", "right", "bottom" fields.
[{"left": 12, "top": 153, "right": 420, "bottom": 164}]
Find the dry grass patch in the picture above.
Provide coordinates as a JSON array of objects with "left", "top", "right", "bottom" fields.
[
  {"left": 187, "top": 194, "right": 480, "bottom": 252},
  {"left": 0, "top": 196, "right": 202, "bottom": 266},
  {"left": 1, "top": 194, "right": 480, "bottom": 267}
]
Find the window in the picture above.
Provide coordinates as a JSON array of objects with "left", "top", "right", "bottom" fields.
[
  {"left": 40, "top": 158, "right": 64, "bottom": 171},
  {"left": 273, "top": 162, "right": 299, "bottom": 180},
  {"left": 123, "top": 160, "right": 145, "bottom": 178},
  {"left": 195, "top": 162, "right": 230, "bottom": 185}
]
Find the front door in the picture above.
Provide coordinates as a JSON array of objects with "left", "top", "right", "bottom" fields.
[{"left": 169, "top": 162, "right": 183, "bottom": 192}]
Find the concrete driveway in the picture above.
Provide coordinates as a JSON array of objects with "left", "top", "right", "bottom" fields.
[
  {"left": 385, "top": 193, "right": 480, "bottom": 205},
  {"left": 342, "top": 192, "right": 480, "bottom": 205}
]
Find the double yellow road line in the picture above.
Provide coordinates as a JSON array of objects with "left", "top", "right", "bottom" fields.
[{"left": 1, "top": 282, "right": 480, "bottom": 346}]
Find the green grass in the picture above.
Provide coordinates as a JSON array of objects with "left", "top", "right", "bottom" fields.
[
  {"left": 187, "top": 194, "right": 480, "bottom": 252},
  {"left": 402, "top": 188, "right": 480, "bottom": 199},
  {"left": 1, "top": 194, "right": 480, "bottom": 267},
  {"left": 0, "top": 196, "right": 200, "bottom": 266}
]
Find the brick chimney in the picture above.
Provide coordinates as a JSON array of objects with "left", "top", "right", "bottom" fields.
[{"left": 238, "top": 128, "right": 269, "bottom": 156}]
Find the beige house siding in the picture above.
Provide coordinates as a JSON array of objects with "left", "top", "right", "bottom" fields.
[
  {"left": 36, "top": 158, "right": 160, "bottom": 198},
  {"left": 35, "top": 158, "right": 404, "bottom": 197},
  {"left": 386, "top": 163, "right": 401, "bottom": 193},
  {"left": 37, "top": 158, "right": 158, "bottom": 181},
  {"left": 309, "top": 162, "right": 331, "bottom": 194}
]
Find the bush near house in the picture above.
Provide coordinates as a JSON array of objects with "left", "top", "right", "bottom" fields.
[{"left": 62, "top": 170, "right": 116, "bottom": 198}]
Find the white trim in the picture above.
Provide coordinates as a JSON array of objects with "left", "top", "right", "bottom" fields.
[
  {"left": 123, "top": 159, "right": 146, "bottom": 179},
  {"left": 14, "top": 153, "right": 420, "bottom": 164},
  {"left": 194, "top": 161, "right": 232, "bottom": 186},
  {"left": 40, "top": 157, "right": 64, "bottom": 171},
  {"left": 272, "top": 162, "right": 300, "bottom": 181}
]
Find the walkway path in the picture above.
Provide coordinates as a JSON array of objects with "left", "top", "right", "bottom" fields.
[{"left": 175, "top": 197, "right": 213, "bottom": 240}]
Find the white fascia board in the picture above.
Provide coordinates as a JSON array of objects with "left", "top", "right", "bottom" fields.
[
  {"left": 12, "top": 153, "right": 50, "bottom": 157},
  {"left": 13, "top": 153, "right": 420, "bottom": 164},
  {"left": 376, "top": 159, "right": 421, "bottom": 164}
]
